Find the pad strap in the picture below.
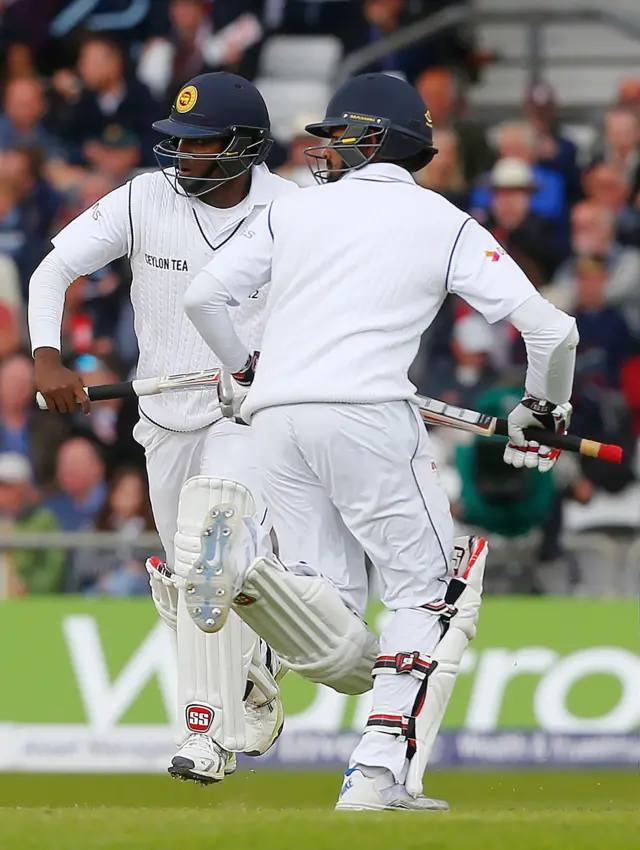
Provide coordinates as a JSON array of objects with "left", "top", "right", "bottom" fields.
[
  {"left": 368, "top": 651, "right": 439, "bottom": 760},
  {"left": 372, "top": 652, "right": 437, "bottom": 680},
  {"left": 365, "top": 713, "right": 411, "bottom": 739}
]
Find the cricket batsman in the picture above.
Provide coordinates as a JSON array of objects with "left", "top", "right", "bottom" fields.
[
  {"left": 28, "top": 72, "right": 297, "bottom": 784},
  {"left": 179, "top": 73, "right": 579, "bottom": 810}
]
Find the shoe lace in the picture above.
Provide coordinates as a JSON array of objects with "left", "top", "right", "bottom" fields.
[{"left": 184, "top": 733, "right": 222, "bottom": 757}]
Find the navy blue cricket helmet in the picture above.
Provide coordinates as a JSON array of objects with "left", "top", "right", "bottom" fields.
[
  {"left": 305, "top": 73, "right": 437, "bottom": 183},
  {"left": 153, "top": 72, "right": 273, "bottom": 197}
]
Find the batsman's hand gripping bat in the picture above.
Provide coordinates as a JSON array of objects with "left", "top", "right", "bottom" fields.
[
  {"left": 36, "top": 368, "right": 221, "bottom": 409},
  {"left": 417, "top": 395, "right": 623, "bottom": 464}
]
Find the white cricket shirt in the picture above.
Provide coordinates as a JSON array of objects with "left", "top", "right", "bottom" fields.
[
  {"left": 29, "top": 165, "right": 296, "bottom": 431},
  {"left": 184, "top": 162, "right": 576, "bottom": 420}
]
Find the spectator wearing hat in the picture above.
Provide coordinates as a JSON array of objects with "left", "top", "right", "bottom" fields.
[
  {"left": 523, "top": 81, "right": 581, "bottom": 205},
  {"left": 470, "top": 121, "right": 568, "bottom": 251},
  {"left": 0, "top": 452, "right": 65, "bottom": 594},
  {"left": 83, "top": 123, "right": 142, "bottom": 182},
  {"left": 483, "top": 158, "right": 561, "bottom": 287}
]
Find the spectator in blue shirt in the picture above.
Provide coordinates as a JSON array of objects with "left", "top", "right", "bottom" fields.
[
  {"left": 524, "top": 81, "right": 582, "bottom": 206},
  {"left": 0, "top": 353, "right": 34, "bottom": 461},
  {"left": 573, "top": 256, "right": 633, "bottom": 390},
  {"left": 470, "top": 120, "right": 569, "bottom": 253},
  {"left": 0, "top": 78, "right": 65, "bottom": 161},
  {"left": 0, "top": 353, "right": 71, "bottom": 487},
  {"left": 0, "top": 178, "right": 26, "bottom": 276},
  {"left": 43, "top": 437, "right": 107, "bottom": 531},
  {"left": 1, "top": 145, "right": 62, "bottom": 294}
]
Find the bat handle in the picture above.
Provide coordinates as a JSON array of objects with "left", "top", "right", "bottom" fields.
[
  {"left": 88, "top": 381, "right": 138, "bottom": 401},
  {"left": 36, "top": 380, "right": 140, "bottom": 410},
  {"left": 494, "top": 419, "right": 623, "bottom": 464}
]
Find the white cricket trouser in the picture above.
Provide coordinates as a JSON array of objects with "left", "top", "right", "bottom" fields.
[
  {"left": 251, "top": 401, "right": 454, "bottom": 780},
  {"left": 133, "top": 416, "right": 264, "bottom": 566}
]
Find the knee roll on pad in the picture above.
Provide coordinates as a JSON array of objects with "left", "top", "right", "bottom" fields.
[
  {"left": 174, "top": 476, "right": 257, "bottom": 580},
  {"left": 233, "top": 557, "right": 378, "bottom": 695}
]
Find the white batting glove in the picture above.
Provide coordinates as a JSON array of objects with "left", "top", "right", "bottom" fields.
[
  {"left": 217, "top": 354, "right": 259, "bottom": 419},
  {"left": 217, "top": 369, "right": 249, "bottom": 419},
  {"left": 504, "top": 394, "right": 572, "bottom": 473}
]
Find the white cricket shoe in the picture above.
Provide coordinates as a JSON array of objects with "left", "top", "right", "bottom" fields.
[
  {"left": 185, "top": 503, "right": 257, "bottom": 634},
  {"left": 168, "top": 733, "right": 237, "bottom": 785},
  {"left": 335, "top": 766, "right": 450, "bottom": 812},
  {"left": 244, "top": 643, "right": 285, "bottom": 756}
]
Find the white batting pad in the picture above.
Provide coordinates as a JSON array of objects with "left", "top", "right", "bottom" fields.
[
  {"left": 146, "top": 558, "right": 179, "bottom": 631},
  {"left": 233, "top": 557, "right": 378, "bottom": 695},
  {"left": 405, "top": 536, "right": 488, "bottom": 797},
  {"left": 175, "top": 476, "right": 259, "bottom": 751},
  {"left": 174, "top": 476, "right": 257, "bottom": 580}
]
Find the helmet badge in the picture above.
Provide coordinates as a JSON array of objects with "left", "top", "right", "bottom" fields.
[{"left": 176, "top": 86, "right": 198, "bottom": 114}]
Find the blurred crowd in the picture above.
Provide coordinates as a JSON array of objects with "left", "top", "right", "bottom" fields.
[{"left": 0, "top": 0, "right": 638, "bottom": 596}]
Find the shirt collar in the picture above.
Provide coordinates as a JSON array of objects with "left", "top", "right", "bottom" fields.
[
  {"left": 246, "top": 163, "right": 284, "bottom": 207},
  {"left": 343, "top": 162, "right": 417, "bottom": 185},
  {"left": 191, "top": 164, "right": 284, "bottom": 221}
]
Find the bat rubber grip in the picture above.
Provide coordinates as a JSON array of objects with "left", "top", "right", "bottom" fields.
[
  {"left": 494, "top": 418, "right": 582, "bottom": 451},
  {"left": 87, "top": 381, "right": 137, "bottom": 401},
  {"left": 521, "top": 428, "right": 582, "bottom": 452},
  {"left": 494, "top": 419, "right": 623, "bottom": 463}
]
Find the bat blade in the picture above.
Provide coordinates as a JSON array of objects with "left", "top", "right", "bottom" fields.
[{"left": 417, "top": 395, "right": 496, "bottom": 436}]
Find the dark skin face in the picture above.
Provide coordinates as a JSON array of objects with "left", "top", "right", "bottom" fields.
[
  {"left": 176, "top": 137, "right": 251, "bottom": 208},
  {"left": 318, "top": 128, "right": 380, "bottom": 182}
]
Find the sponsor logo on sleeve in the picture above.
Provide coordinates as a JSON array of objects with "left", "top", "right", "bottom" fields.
[{"left": 484, "top": 247, "right": 506, "bottom": 263}]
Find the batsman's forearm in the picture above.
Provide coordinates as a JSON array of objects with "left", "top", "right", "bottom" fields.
[
  {"left": 183, "top": 271, "right": 250, "bottom": 372},
  {"left": 28, "top": 250, "right": 77, "bottom": 353},
  {"left": 509, "top": 294, "right": 578, "bottom": 404}
]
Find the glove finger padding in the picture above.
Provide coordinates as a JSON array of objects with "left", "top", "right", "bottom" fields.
[{"left": 504, "top": 395, "right": 572, "bottom": 472}]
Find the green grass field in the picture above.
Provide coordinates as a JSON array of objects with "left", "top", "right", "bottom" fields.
[{"left": 0, "top": 771, "right": 637, "bottom": 850}]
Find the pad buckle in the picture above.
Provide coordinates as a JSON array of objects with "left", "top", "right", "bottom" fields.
[{"left": 372, "top": 652, "right": 436, "bottom": 680}]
